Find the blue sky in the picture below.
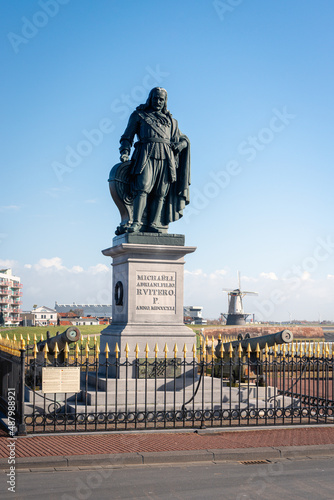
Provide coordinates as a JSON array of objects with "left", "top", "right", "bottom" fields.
[{"left": 1, "top": 0, "right": 334, "bottom": 321}]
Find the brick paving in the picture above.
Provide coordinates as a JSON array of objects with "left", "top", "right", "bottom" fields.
[{"left": 1, "top": 426, "right": 334, "bottom": 459}]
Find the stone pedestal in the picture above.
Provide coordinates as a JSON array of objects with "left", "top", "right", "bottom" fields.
[{"left": 99, "top": 233, "right": 196, "bottom": 378}]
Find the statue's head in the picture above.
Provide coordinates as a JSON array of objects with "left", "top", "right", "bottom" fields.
[{"left": 146, "top": 87, "right": 168, "bottom": 114}]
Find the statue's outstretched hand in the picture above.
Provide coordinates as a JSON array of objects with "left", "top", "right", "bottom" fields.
[{"left": 120, "top": 153, "right": 130, "bottom": 163}]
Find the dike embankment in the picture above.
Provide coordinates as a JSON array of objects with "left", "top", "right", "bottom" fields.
[{"left": 198, "top": 325, "right": 324, "bottom": 339}]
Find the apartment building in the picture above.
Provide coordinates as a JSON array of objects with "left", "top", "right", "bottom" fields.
[{"left": 0, "top": 268, "right": 22, "bottom": 326}]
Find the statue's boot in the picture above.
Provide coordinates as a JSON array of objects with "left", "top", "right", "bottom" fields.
[
  {"left": 148, "top": 196, "right": 165, "bottom": 233},
  {"left": 128, "top": 193, "right": 147, "bottom": 232}
]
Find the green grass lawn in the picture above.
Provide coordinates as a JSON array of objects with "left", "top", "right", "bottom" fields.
[{"left": 0, "top": 325, "right": 105, "bottom": 346}]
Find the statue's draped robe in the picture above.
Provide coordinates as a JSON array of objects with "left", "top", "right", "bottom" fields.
[{"left": 120, "top": 109, "right": 190, "bottom": 226}]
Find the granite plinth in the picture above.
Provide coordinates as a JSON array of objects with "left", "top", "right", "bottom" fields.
[{"left": 100, "top": 239, "right": 196, "bottom": 378}]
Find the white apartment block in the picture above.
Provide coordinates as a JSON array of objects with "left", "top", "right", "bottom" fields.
[{"left": 0, "top": 268, "right": 23, "bottom": 326}]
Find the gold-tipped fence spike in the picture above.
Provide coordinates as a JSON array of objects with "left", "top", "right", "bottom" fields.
[
  {"left": 205, "top": 336, "right": 209, "bottom": 346},
  {"left": 13, "top": 334, "right": 17, "bottom": 341},
  {"left": 21, "top": 338, "right": 26, "bottom": 350},
  {"left": 84, "top": 342, "right": 89, "bottom": 359},
  {"left": 164, "top": 343, "right": 168, "bottom": 359},
  {"left": 183, "top": 343, "right": 187, "bottom": 358},
  {"left": 291, "top": 342, "right": 295, "bottom": 357},
  {"left": 64, "top": 342, "right": 69, "bottom": 359},
  {"left": 6, "top": 334, "right": 9, "bottom": 340},
  {"left": 33, "top": 333, "right": 37, "bottom": 343},
  {"left": 0, "top": 333, "right": 2, "bottom": 340},
  {"left": 173, "top": 343, "right": 178, "bottom": 358},
  {"left": 75, "top": 342, "right": 80, "bottom": 359},
  {"left": 115, "top": 342, "right": 120, "bottom": 359},
  {"left": 95, "top": 344, "right": 100, "bottom": 359},
  {"left": 218, "top": 333, "right": 221, "bottom": 341},
  {"left": 220, "top": 342, "right": 224, "bottom": 357},
  {"left": 40, "top": 334, "right": 44, "bottom": 342},
  {"left": 255, "top": 343, "right": 260, "bottom": 358},
  {"left": 308, "top": 342, "right": 312, "bottom": 358},
  {"left": 282, "top": 344, "right": 286, "bottom": 358},
  {"left": 54, "top": 342, "right": 59, "bottom": 359},
  {"left": 43, "top": 343, "right": 49, "bottom": 359},
  {"left": 154, "top": 343, "right": 159, "bottom": 358},
  {"left": 20, "top": 333, "right": 23, "bottom": 341},
  {"left": 145, "top": 343, "right": 149, "bottom": 359},
  {"left": 325, "top": 343, "right": 329, "bottom": 358},
  {"left": 192, "top": 343, "right": 196, "bottom": 358},
  {"left": 27, "top": 333, "right": 30, "bottom": 343},
  {"left": 247, "top": 342, "right": 251, "bottom": 358},
  {"left": 316, "top": 343, "right": 320, "bottom": 358},
  {"left": 125, "top": 342, "right": 130, "bottom": 358},
  {"left": 229, "top": 342, "right": 233, "bottom": 358},
  {"left": 135, "top": 343, "right": 139, "bottom": 358},
  {"left": 33, "top": 343, "right": 38, "bottom": 358},
  {"left": 104, "top": 342, "right": 110, "bottom": 359},
  {"left": 238, "top": 342, "right": 242, "bottom": 359},
  {"left": 264, "top": 342, "right": 269, "bottom": 359}
]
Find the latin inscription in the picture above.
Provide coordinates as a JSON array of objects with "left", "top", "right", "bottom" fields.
[{"left": 136, "top": 271, "right": 176, "bottom": 314}]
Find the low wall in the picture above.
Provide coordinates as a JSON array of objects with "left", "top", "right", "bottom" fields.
[{"left": 198, "top": 325, "right": 324, "bottom": 339}]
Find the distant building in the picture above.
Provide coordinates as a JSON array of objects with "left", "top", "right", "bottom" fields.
[
  {"left": 31, "top": 306, "right": 57, "bottom": 326},
  {"left": 55, "top": 302, "right": 112, "bottom": 318},
  {"left": 0, "top": 268, "right": 22, "bottom": 326},
  {"left": 184, "top": 306, "right": 207, "bottom": 325}
]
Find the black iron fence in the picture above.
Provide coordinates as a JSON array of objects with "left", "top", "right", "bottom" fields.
[
  {"left": 0, "top": 340, "right": 26, "bottom": 435},
  {"left": 0, "top": 335, "right": 333, "bottom": 435}
]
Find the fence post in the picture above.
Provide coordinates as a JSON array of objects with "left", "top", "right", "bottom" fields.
[{"left": 17, "top": 347, "right": 26, "bottom": 435}]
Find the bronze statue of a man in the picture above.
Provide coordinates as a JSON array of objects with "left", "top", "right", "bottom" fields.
[{"left": 115, "top": 87, "right": 190, "bottom": 234}]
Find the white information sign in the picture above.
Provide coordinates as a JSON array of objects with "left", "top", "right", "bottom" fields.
[
  {"left": 42, "top": 367, "right": 80, "bottom": 393},
  {"left": 136, "top": 271, "right": 176, "bottom": 314}
]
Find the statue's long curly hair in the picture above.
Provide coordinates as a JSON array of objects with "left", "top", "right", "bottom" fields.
[{"left": 137, "top": 87, "right": 172, "bottom": 126}]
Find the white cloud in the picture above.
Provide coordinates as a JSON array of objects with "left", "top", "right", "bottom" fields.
[
  {"left": 24, "top": 264, "right": 32, "bottom": 269},
  {"left": 34, "top": 257, "right": 65, "bottom": 271},
  {"left": 71, "top": 266, "right": 84, "bottom": 273},
  {"left": 260, "top": 272, "right": 278, "bottom": 280},
  {"left": 89, "top": 264, "right": 110, "bottom": 274},
  {"left": 0, "top": 259, "right": 18, "bottom": 268},
  {"left": 327, "top": 274, "right": 334, "bottom": 279}
]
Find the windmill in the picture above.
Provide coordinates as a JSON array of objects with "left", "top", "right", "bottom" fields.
[{"left": 222, "top": 272, "right": 258, "bottom": 325}]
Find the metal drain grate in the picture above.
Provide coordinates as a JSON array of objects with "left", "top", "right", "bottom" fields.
[{"left": 239, "top": 460, "right": 270, "bottom": 465}]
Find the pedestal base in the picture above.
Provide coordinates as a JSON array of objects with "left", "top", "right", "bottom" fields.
[{"left": 100, "top": 236, "right": 196, "bottom": 378}]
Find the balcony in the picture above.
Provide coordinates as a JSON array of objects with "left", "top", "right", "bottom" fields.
[
  {"left": 12, "top": 282, "right": 23, "bottom": 289},
  {"left": 12, "top": 291, "right": 23, "bottom": 297},
  {"left": 0, "top": 288, "right": 10, "bottom": 295},
  {"left": 0, "top": 297, "right": 10, "bottom": 303},
  {"left": 0, "top": 280, "right": 10, "bottom": 286},
  {"left": 11, "top": 308, "right": 21, "bottom": 313}
]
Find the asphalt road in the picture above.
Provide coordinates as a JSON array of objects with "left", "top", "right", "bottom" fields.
[{"left": 1, "top": 457, "right": 334, "bottom": 500}]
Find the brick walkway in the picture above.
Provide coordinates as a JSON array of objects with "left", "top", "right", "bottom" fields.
[{"left": 1, "top": 426, "right": 334, "bottom": 459}]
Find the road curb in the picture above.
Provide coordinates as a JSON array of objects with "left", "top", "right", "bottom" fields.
[{"left": 1, "top": 444, "right": 334, "bottom": 470}]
